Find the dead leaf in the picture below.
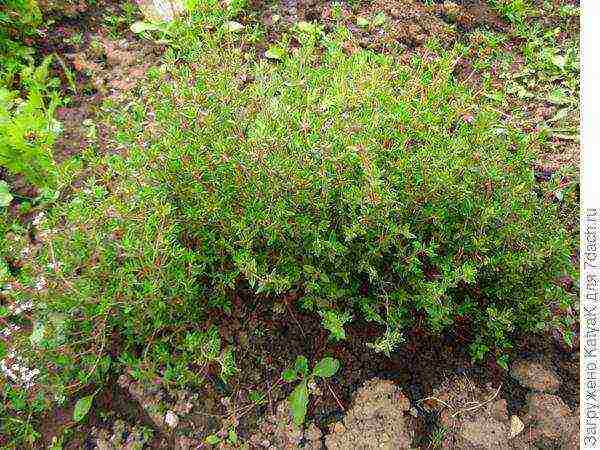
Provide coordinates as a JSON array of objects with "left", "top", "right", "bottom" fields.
[{"left": 510, "top": 415, "right": 524, "bottom": 438}]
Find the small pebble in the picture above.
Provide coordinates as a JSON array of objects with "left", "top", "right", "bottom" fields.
[{"left": 165, "top": 410, "right": 179, "bottom": 428}]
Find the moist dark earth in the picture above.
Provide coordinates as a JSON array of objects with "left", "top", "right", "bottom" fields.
[
  {"left": 50, "top": 293, "right": 579, "bottom": 448},
  {"left": 3, "top": 0, "right": 579, "bottom": 448}
]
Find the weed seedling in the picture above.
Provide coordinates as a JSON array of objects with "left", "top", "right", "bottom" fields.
[{"left": 282, "top": 356, "right": 340, "bottom": 425}]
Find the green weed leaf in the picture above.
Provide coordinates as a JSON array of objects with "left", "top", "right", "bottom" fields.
[
  {"left": 205, "top": 434, "right": 220, "bottom": 444},
  {"left": 297, "top": 21, "right": 317, "bottom": 34},
  {"left": 356, "top": 17, "right": 370, "bottom": 28},
  {"left": 73, "top": 394, "right": 95, "bottom": 422},
  {"left": 0, "top": 181, "right": 12, "bottom": 207},
  {"left": 265, "top": 46, "right": 286, "bottom": 60},
  {"left": 282, "top": 368, "right": 298, "bottom": 382},
  {"left": 373, "top": 12, "right": 387, "bottom": 26},
  {"left": 294, "top": 355, "right": 309, "bottom": 376},
  {"left": 289, "top": 380, "right": 309, "bottom": 426},
  {"left": 249, "top": 390, "right": 266, "bottom": 404},
  {"left": 547, "top": 89, "right": 571, "bottom": 105},
  {"left": 496, "top": 355, "right": 509, "bottom": 371},
  {"left": 224, "top": 21, "right": 244, "bottom": 32},
  {"left": 312, "top": 357, "right": 340, "bottom": 378},
  {"left": 228, "top": 428, "right": 238, "bottom": 444},
  {"left": 29, "top": 322, "right": 45, "bottom": 347},
  {"left": 551, "top": 54, "right": 566, "bottom": 70},
  {"left": 130, "top": 21, "right": 161, "bottom": 34}
]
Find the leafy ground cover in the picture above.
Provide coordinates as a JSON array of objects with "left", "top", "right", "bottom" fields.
[{"left": 0, "top": 0, "right": 579, "bottom": 448}]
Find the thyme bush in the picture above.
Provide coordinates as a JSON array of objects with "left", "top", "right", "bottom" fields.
[{"left": 14, "top": 13, "right": 576, "bottom": 398}]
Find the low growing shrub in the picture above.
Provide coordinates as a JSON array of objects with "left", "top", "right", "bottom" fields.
[{"left": 11, "top": 11, "right": 576, "bottom": 401}]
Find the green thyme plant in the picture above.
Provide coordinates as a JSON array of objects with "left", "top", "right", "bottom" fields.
[{"left": 9, "top": 1, "right": 576, "bottom": 426}]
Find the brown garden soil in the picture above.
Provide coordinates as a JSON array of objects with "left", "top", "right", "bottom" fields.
[
  {"left": 36, "top": 0, "right": 165, "bottom": 162},
  {"left": 38, "top": 291, "right": 579, "bottom": 448},
  {"left": 247, "top": 0, "right": 508, "bottom": 51},
  {"left": 6, "top": 0, "right": 580, "bottom": 448},
  {"left": 206, "top": 292, "right": 580, "bottom": 444}
]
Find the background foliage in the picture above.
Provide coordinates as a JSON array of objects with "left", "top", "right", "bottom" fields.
[{"left": 0, "top": 0, "right": 61, "bottom": 188}]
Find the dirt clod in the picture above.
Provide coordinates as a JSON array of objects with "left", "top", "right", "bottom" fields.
[
  {"left": 510, "top": 359, "right": 561, "bottom": 393},
  {"left": 325, "top": 378, "right": 412, "bottom": 450},
  {"left": 424, "top": 375, "right": 514, "bottom": 449},
  {"left": 523, "top": 393, "right": 577, "bottom": 446},
  {"left": 456, "top": 416, "right": 511, "bottom": 449},
  {"left": 249, "top": 400, "right": 323, "bottom": 449}
]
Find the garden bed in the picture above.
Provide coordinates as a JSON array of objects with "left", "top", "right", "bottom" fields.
[{"left": 0, "top": 0, "right": 580, "bottom": 448}]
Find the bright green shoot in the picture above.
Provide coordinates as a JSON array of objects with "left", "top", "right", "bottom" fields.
[{"left": 282, "top": 356, "right": 340, "bottom": 425}]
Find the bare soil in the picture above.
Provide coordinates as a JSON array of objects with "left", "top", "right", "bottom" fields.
[
  {"left": 37, "top": 0, "right": 164, "bottom": 163},
  {"left": 40, "top": 291, "right": 579, "bottom": 448}
]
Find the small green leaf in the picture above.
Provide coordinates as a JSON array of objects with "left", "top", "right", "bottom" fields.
[
  {"left": 0, "top": 181, "right": 13, "bottom": 207},
  {"left": 289, "top": 380, "right": 309, "bottom": 426},
  {"left": 319, "top": 309, "right": 351, "bottom": 341},
  {"left": 496, "top": 355, "right": 509, "bottom": 371},
  {"left": 228, "top": 428, "right": 238, "bottom": 444},
  {"left": 73, "top": 394, "right": 95, "bottom": 422},
  {"left": 130, "top": 21, "right": 161, "bottom": 34},
  {"left": 373, "top": 12, "right": 387, "bottom": 26},
  {"left": 548, "top": 107, "right": 570, "bottom": 123},
  {"left": 400, "top": 225, "right": 416, "bottom": 240},
  {"left": 249, "top": 390, "right": 266, "bottom": 404},
  {"left": 485, "top": 91, "right": 504, "bottom": 102},
  {"left": 224, "top": 21, "right": 244, "bottom": 32},
  {"left": 0, "top": 258, "right": 9, "bottom": 281},
  {"left": 356, "top": 17, "right": 370, "bottom": 28},
  {"left": 294, "top": 355, "right": 309, "bottom": 376},
  {"left": 282, "top": 368, "right": 298, "bottom": 382},
  {"left": 303, "top": 265, "right": 316, "bottom": 275},
  {"left": 265, "top": 46, "right": 286, "bottom": 60},
  {"left": 563, "top": 330, "right": 574, "bottom": 347},
  {"left": 550, "top": 54, "right": 566, "bottom": 70},
  {"left": 0, "top": 341, "right": 6, "bottom": 360},
  {"left": 29, "top": 322, "right": 45, "bottom": 347},
  {"left": 205, "top": 434, "right": 220, "bottom": 444},
  {"left": 297, "top": 21, "right": 316, "bottom": 33},
  {"left": 547, "top": 90, "right": 570, "bottom": 105},
  {"left": 312, "top": 357, "right": 340, "bottom": 378},
  {"left": 37, "top": 187, "right": 60, "bottom": 203}
]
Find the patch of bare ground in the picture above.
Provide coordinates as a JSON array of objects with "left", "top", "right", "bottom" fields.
[
  {"left": 251, "top": 0, "right": 507, "bottom": 54},
  {"left": 52, "top": 289, "right": 578, "bottom": 449},
  {"left": 36, "top": 0, "right": 164, "bottom": 163}
]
